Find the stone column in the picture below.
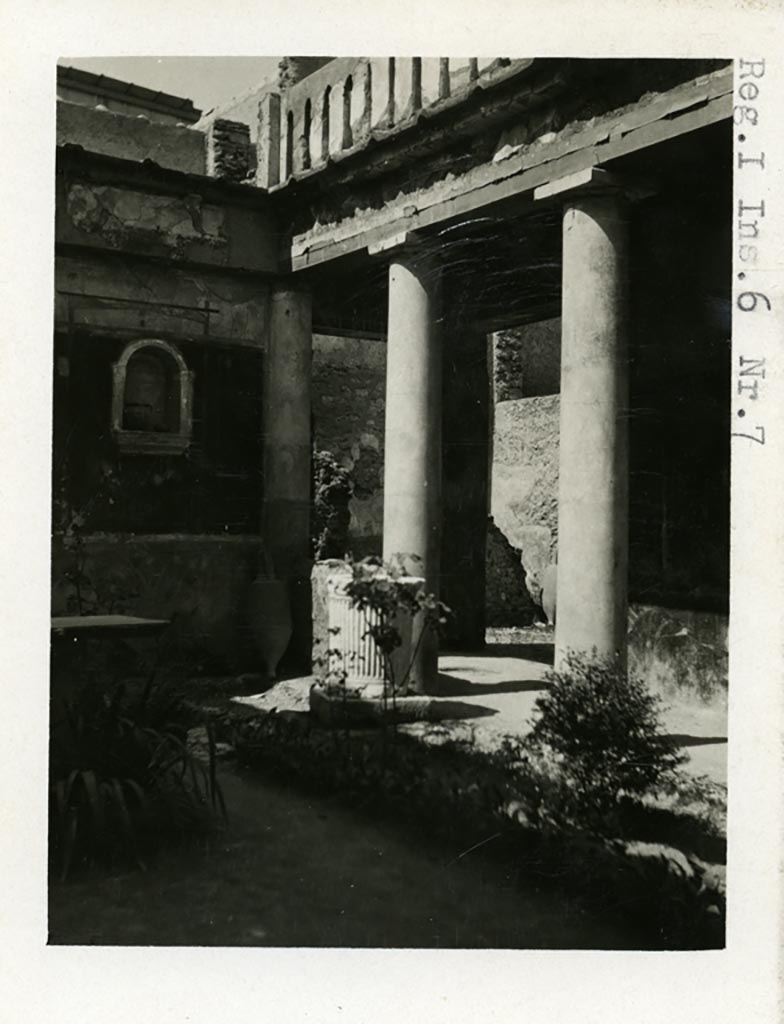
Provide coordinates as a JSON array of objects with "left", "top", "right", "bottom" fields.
[
  {"left": 555, "top": 191, "right": 629, "bottom": 671},
  {"left": 263, "top": 285, "right": 312, "bottom": 669},
  {"left": 383, "top": 254, "right": 442, "bottom": 692}
]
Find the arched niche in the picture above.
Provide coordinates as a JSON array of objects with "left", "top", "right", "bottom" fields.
[{"left": 111, "top": 339, "right": 194, "bottom": 455}]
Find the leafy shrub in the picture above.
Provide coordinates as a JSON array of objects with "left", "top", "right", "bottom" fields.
[
  {"left": 50, "top": 675, "right": 225, "bottom": 879},
  {"left": 527, "top": 651, "right": 687, "bottom": 827},
  {"left": 343, "top": 554, "right": 451, "bottom": 694},
  {"left": 312, "top": 450, "right": 352, "bottom": 560}
]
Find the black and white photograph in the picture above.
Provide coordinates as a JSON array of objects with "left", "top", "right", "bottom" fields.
[{"left": 2, "top": 4, "right": 784, "bottom": 1022}]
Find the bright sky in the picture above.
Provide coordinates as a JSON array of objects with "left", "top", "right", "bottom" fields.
[{"left": 58, "top": 57, "right": 283, "bottom": 113}]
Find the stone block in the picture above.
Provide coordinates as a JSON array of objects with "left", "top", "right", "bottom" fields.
[
  {"left": 309, "top": 100, "right": 325, "bottom": 168},
  {"left": 393, "top": 57, "right": 417, "bottom": 123},
  {"left": 256, "top": 93, "right": 281, "bottom": 188},
  {"left": 350, "top": 60, "right": 372, "bottom": 144},
  {"left": 369, "top": 56, "right": 393, "bottom": 128},
  {"left": 420, "top": 58, "right": 442, "bottom": 108},
  {"left": 328, "top": 82, "right": 344, "bottom": 156},
  {"left": 310, "top": 682, "right": 436, "bottom": 727},
  {"left": 449, "top": 58, "right": 476, "bottom": 94}
]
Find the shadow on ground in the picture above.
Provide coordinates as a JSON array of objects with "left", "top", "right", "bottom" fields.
[
  {"left": 428, "top": 699, "right": 498, "bottom": 720},
  {"left": 435, "top": 674, "right": 548, "bottom": 697},
  {"left": 664, "top": 734, "right": 728, "bottom": 748},
  {"left": 472, "top": 643, "right": 555, "bottom": 665}
]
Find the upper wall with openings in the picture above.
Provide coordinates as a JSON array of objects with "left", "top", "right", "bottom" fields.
[{"left": 257, "top": 57, "right": 528, "bottom": 188}]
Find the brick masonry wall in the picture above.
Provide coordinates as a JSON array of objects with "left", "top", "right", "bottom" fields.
[{"left": 206, "top": 119, "right": 253, "bottom": 182}]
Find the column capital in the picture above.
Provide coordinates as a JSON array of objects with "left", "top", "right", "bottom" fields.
[
  {"left": 368, "top": 230, "right": 440, "bottom": 266},
  {"left": 534, "top": 166, "right": 655, "bottom": 204},
  {"left": 368, "top": 230, "right": 418, "bottom": 256}
]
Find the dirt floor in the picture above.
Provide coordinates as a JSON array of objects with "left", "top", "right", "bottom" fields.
[{"left": 49, "top": 764, "right": 653, "bottom": 949}]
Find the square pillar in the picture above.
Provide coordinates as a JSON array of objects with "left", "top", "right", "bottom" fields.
[
  {"left": 263, "top": 285, "right": 312, "bottom": 670},
  {"left": 382, "top": 254, "right": 442, "bottom": 692},
  {"left": 441, "top": 320, "right": 490, "bottom": 650},
  {"left": 257, "top": 92, "right": 281, "bottom": 189},
  {"left": 555, "top": 190, "right": 629, "bottom": 670}
]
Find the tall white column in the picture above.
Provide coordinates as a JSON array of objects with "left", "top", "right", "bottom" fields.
[
  {"left": 383, "top": 255, "right": 442, "bottom": 692},
  {"left": 555, "top": 192, "right": 629, "bottom": 671}
]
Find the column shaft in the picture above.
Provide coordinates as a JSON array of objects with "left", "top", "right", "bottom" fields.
[
  {"left": 383, "top": 256, "right": 442, "bottom": 691},
  {"left": 263, "top": 286, "right": 312, "bottom": 667},
  {"left": 555, "top": 193, "right": 629, "bottom": 670}
]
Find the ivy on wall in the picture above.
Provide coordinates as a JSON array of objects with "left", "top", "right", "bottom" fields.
[
  {"left": 493, "top": 330, "right": 524, "bottom": 402},
  {"left": 312, "top": 449, "right": 352, "bottom": 560}
]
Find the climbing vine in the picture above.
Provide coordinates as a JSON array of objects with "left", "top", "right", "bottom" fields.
[{"left": 312, "top": 449, "right": 353, "bottom": 560}]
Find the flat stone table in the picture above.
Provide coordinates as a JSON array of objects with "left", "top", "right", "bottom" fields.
[
  {"left": 51, "top": 614, "right": 170, "bottom": 639},
  {"left": 50, "top": 615, "right": 172, "bottom": 711}
]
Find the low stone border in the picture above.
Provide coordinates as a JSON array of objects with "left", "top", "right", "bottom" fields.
[
  {"left": 310, "top": 683, "right": 439, "bottom": 726},
  {"left": 186, "top": 693, "right": 726, "bottom": 950}
]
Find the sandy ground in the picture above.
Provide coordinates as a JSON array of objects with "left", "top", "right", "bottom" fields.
[{"left": 239, "top": 641, "right": 728, "bottom": 787}]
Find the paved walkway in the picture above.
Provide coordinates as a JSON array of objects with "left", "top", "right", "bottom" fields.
[{"left": 239, "top": 640, "right": 728, "bottom": 787}]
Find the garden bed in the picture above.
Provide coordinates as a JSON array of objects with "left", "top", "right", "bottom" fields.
[
  {"left": 49, "top": 760, "right": 650, "bottom": 948},
  {"left": 189, "top": 689, "right": 727, "bottom": 950}
]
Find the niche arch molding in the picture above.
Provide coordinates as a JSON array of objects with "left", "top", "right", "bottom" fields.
[{"left": 111, "top": 338, "right": 194, "bottom": 456}]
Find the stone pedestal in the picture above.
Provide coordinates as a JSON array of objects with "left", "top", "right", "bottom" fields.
[
  {"left": 555, "top": 192, "right": 629, "bottom": 670},
  {"left": 326, "top": 571, "right": 385, "bottom": 687}
]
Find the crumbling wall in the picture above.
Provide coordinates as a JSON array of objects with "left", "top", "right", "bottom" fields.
[
  {"left": 56, "top": 169, "right": 277, "bottom": 273},
  {"left": 206, "top": 119, "right": 254, "bottom": 182},
  {"left": 485, "top": 519, "right": 537, "bottom": 626},
  {"left": 278, "top": 57, "right": 334, "bottom": 91},
  {"left": 486, "top": 319, "right": 561, "bottom": 621},
  {"left": 491, "top": 393, "right": 560, "bottom": 608},
  {"left": 57, "top": 100, "right": 206, "bottom": 174}
]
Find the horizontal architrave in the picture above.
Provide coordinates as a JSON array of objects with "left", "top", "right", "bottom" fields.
[{"left": 290, "top": 69, "right": 732, "bottom": 272}]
